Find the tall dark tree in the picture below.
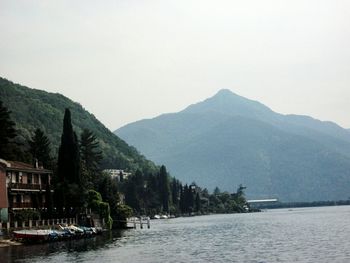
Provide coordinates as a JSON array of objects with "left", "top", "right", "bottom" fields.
[
  {"left": 0, "top": 100, "right": 17, "bottom": 159},
  {"left": 181, "top": 184, "right": 192, "bottom": 213},
  {"left": 80, "top": 129, "right": 102, "bottom": 187},
  {"left": 144, "top": 172, "right": 161, "bottom": 213},
  {"left": 124, "top": 170, "right": 144, "bottom": 212},
  {"left": 171, "top": 178, "right": 179, "bottom": 208},
  {"left": 56, "top": 109, "right": 82, "bottom": 215},
  {"left": 186, "top": 185, "right": 194, "bottom": 213},
  {"left": 29, "top": 128, "right": 53, "bottom": 169},
  {"left": 159, "top": 165, "right": 170, "bottom": 213},
  {"left": 195, "top": 192, "right": 201, "bottom": 212}
]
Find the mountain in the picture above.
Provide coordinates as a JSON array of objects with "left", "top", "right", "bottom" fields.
[
  {"left": 0, "top": 77, "right": 156, "bottom": 172},
  {"left": 116, "top": 89, "right": 350, "bottom": 202}
]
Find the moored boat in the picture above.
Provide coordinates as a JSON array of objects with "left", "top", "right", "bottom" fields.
[
  {"left": 13, "top": 229, "right": 53, "bottom": 241},
  {"left": 13, "top": 224, "right": 102, "bottom": 243}
]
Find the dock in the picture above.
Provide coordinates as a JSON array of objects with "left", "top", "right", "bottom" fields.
[{"left": 126, "top": 217, "right": 151, "bottom": 229}]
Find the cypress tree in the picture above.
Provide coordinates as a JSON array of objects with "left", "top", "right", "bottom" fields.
[
  {"left": 195, "top": 192, "right": 201, "bottom": 212},
  {"left": 57, "top": 109, "right": 81, "bottom": 184},
  {"left": 171, "top": 178, "right": 179, "bottom": 208},
  {"left": 159, "top": 165, "right": 170, "bottom": 213},
  {"left": 182, "top": 184, "right": 189, "bottom": 213},
  {"left": 187, "top": 185, "right": 194, "bottom": 213},
  {"left": 179, "top": 184, "right": 185, "bottom": 213},
  {"left": 56, "top": 109, "right": 82, "bottom": 215}
]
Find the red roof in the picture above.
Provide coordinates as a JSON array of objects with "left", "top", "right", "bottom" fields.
[{"left": 5, "top": 160, "right": 52, "bottom": 173}]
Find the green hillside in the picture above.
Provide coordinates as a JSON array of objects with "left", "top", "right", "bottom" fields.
[{"left": 0, "top": 77, "right": 156, "bottom": 172}]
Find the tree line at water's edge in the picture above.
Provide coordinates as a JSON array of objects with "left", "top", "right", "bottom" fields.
[{"left": 0, "top": 98, "right": 252, "bottom": 229}]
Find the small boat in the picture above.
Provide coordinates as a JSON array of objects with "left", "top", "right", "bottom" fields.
[
  {"left": 160, "top": 215, "right": 168, "bottom": 219},
  {"left": 58, "top": 224, "right": 85, "bottom": 237},
  {"left": 80, "top": 226, "right": 96, "bottom": 236},
  {"left": 13, "top": 229, "right": 54, "bottom": 241},
  {"left": 14, "top": 224, "right": 101, "bottom": 243},
  {"left": 152, "top": 215, "right": 160, "bottom": 219}
]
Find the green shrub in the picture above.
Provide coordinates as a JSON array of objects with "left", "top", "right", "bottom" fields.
[
  {"left": 86, "top": 189, "right": 113, "bottom": 230},
  {"left": 14, "top": 209, "right": 40, "bottom": 223}
]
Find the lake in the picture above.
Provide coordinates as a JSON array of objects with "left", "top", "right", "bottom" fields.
[{"left": 1, "top": 206, "right": 350, "bottom": 263}]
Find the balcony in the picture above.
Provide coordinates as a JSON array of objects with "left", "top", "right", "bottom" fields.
[
  {"left": 11, "top": 202, "right": 34, "bottom": 208},
  {"left": 9, "top": 183, "right": 48, "bottom": 191},
  {"left": 11, "top": 202, "right": 48, "bottom": 209}
]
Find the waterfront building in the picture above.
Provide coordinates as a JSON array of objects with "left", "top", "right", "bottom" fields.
[{"left": 0, "top": 159, "right": 53, "bottom": 222}]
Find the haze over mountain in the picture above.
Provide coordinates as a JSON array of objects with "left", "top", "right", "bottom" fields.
[{"left": 116, "top": 89, "right": 350, "bottom": 202}]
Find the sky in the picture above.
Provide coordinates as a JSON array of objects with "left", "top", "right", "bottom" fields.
[{"left": 1, "top": 0, "right": 350, "bottom": 130}]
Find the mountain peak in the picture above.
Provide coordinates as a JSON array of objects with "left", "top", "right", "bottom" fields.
[
  {"left": 216, "top": 89, "right": 235, "bottom": 96},
  {"left": 213, "top": 89, "right": 243, "bottom": 100},
  {"left": 183, "top": 89, "right": 274, "bottom": 119}
]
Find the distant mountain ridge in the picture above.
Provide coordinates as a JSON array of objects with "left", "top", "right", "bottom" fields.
[
  {"left": 116, "top": 89, "right": 350, "bottom": 201},
  {"left": 0, "top": 77, "right": 156, "bottom": 172}
]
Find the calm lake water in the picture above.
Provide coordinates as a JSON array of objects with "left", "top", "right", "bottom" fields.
[{"left": 1, "top": 206, "right": 350, "bottom": 263}]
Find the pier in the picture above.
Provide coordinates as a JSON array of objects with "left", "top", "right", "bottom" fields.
[
  {"left": 247, "top": 199, "right": 278, "bottom": 204},
  {"left": 125, "top": 217, "right": 151, "bottom": 229},
  {"left": 247, "top": 199, "right": 279, "bottom": 209}
]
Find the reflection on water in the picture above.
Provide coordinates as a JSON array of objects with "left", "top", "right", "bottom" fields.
[
  {"left": 0, "top": 230, "right": 123, "bottom": 263},
  {"left": 1, "top": 206, "right": 350, "bottom": 263}
]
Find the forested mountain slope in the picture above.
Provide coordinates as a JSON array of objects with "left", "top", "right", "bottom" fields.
[{"left": 0, "top": 77, "right": 156, "bottom": 172}]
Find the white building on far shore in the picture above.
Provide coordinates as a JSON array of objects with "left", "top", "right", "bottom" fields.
[{"left": 103, "top": 169, "right": 131, "bottom": 182}]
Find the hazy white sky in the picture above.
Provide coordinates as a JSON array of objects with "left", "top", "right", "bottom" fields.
[{"left": 1, "top": 0, "right": 350, "bottom": 130}]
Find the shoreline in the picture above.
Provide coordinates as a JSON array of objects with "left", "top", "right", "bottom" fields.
[{"left": 0, "top": 239, "right": 23, "bottom": 248}]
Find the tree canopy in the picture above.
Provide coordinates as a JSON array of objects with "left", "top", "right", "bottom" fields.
[
  {"left": 29, "top": 128, "right": 53, "bottom": 169},
  {"left": 0, "top": 99, "right": 18, "bottom": 159},
  {"left": 80, "top": 129, "right": 102, "bottom": 188}
]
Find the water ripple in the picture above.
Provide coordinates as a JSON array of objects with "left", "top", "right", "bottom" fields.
[{"left": 1, "top": 206, "right": 350, "bottom": 263}]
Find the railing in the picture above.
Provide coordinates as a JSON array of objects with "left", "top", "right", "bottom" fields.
[
  {"left": 11, "top": 202, "right": 34, "bottom": 208},
  {"left": 0, "top": 218, "right": 77, "bottom": 230},
  {"left": 124, "top": 217, "right": 151, "bottom": 229},
  {"left": 11, "top": 202, "right": 48, "bottom": 209},
  {"left": 9, "top": 183, "right": 48, "bottom": 191}
]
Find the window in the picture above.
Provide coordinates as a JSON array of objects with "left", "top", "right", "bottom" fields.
[
  {"left": 34, "top": 174, "right": 39, "bottom": 184},
  {"left": 41, "top": 174, "right": 48, "bottom": 185},
  {"left": 27, "top": 174, "right": 32, "bottom": 184},
  {"left": 16, "top": 195, "right": 21, "bottom": 203},
  {"left": 10, "top": 172, "right": 16, "bottom": 183}
]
